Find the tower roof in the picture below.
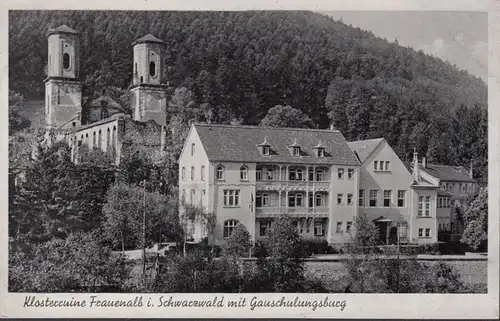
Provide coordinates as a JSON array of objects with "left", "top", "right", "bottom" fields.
[
  {"left": 47, "top": 24, "right": 78, "bottom": 36},
  {"left": 132, "top": 34, "right": 165, "bottom": 46}
]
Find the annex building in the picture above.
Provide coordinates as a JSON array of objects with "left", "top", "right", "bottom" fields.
[{"left": 179, "top": 124, "right": 478, "bottom": 246}]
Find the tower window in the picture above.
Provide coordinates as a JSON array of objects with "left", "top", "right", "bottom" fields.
[
  {"left": 63, "top": 53, "right": 70, "bottom": 70},
  {"left": 149, "top": 61, "right": 156, "bottom": 77}
]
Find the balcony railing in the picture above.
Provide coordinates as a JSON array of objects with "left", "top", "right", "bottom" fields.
[
  {"left": 255, "top": 206, "right": 330, "bottom": 218},
  {"left": 256, "top": 180, "right": 330, "bottom": 191}
]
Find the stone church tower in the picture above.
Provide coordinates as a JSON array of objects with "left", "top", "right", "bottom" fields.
[
  {"left": 44, "top": 25, "right": 82, "bottom": 132},
  {"left": 130, "top": 34, "right": 168, "bottom": 126}
]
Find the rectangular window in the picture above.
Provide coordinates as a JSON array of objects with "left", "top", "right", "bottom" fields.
[
  {"left": 288, "top": 194, "right": 295, "bottom": 207},
  {"left": 262, "top": 146, "right": 270, "bottom": 156},
  {"left": 260, "top": 221, "right": 271, "bottom": 236},
  {"left": 425, "top": 196, "right": 431, "bottom": 217},
  {"left": 336, "top": 222, "right": 343, "bottom": 233},
  {"left": 266, "top": 168, "right": 274, "bottom": 180},
  {"left": 201, "top": 166, "right": 205, "bottom": 181},
  {"left": 289, "top": 168, "right": 303, "bottom": 181},
  {"left": 425, "top": 228, "right": 430, "bottom": 237},
  {"left": 347, "top": 193, "right": 353, "bottom": 205},
  {"left": 418, "top": 196, "right": 424, "bottom": 216},
  {"left": 359, "top": 189, "right": 365, "bottom": 207},
  {"left": 384, "top": 161, "right": 390, "bottom": 171},
  {"left": 383, "top": 190, "right": 392, "bottom": 207},
  {"left": 296, "top": 193, "right": 303, "bottom": 207},
  {"left": 337, "top": 168, "right": 344, "bottom": 179},
  {"left": 314, "top": 221, "right": 323, "bottom": 236},
  {"left": 293, "top": 147, "right": 300, "bottom": 157},
  {"left": 318, "top": 148, "right": 325, "bottom": 157},
  {"left": 315, "top": 169, "right": 324, "bottom": 181},
  {"left": 201, "top": 190, "right": 205, "bottom": 206},
  {"left": 223, "top": 190, "right": 240, "bottom": 207},
  {"left": 337, "top": 193, "right": 343, "bottom": 205},
  {"left": 347, "top": 168, "right": 354, "bottom": 179},
  {"left": 418, "top": 228, "right": 423, "bottom": 237},
  {"left": 397, "top": 190, "right": 406, "bottom": 207},
  {"left": 256, "top": 169, "right": 262, "bottom": 181},
  {"left": 397, "top": 221, "right": 408, "bottom": 239},
  {"left": 308, "top": 168, "right": 314, "bottom": 181},
  {"left": 262, "top": 193, "right": 270, "bottom": 207},
  {"left": 315, "top": 193, "right": 322, "bottom": 207},
  {"left": 374, "top": 161, "right": 378, "bottom": 171},
  {"left": 346, "top": 221, "right": 353, "bottom": 233},
  {"left": 191, "top": 143, "right": 195, "bottom": 156},
  {"left": 369, "top": 190, "right": 378, "bottom": 207}
]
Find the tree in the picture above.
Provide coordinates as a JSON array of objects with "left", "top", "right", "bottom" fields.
[
  {"left": 222, "top": 223, "right": 251, "bottom": 258},
  {"left": 256, "top": 216, "right": 306, "bottom": 292},
  {"left": 260, "top": 105, "right": 315, "bottom": 128},
  {"left": 102, "top": 182, "right": 180, "bottom": 251},
  {"left": 459, "top": 187, "right": 488, "bottom": 251},
  {"left": 9, "top": 90, "right": 30, "bottom": 135},
  {"left": 9, "top": 231, "right": 132, "bottom": 292},
  {"left": 9, "top": 139, "right": 117, "bottom": 241}
]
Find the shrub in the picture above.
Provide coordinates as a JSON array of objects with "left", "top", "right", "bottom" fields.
[{"left": 299, "top": 237, "right": 329, "bottom": 257}]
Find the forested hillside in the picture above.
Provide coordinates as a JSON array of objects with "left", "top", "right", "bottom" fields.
[{"left": 8, "top": 10, "right": 487, "bottom": 181}]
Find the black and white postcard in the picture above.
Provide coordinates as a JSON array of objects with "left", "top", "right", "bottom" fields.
[{"left": 1, "top": 0, "right": 499, "bottom": 319}]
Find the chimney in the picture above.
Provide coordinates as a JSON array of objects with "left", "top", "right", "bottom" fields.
[
  {"left": 413, "top": 148, "right": 420, "bottom": 182},
  {"left": 469, "top": 159, "right": 473, "bottom": 179},
  {"left": 422, "top": 157, "right": 426, "bottom": 168}
]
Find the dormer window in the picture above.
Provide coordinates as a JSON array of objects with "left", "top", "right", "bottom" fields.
[
  {"left": 312, "top": 140, "right": 326, "bottom": 158},
  {"left": 258, "top": 137, "right": 271, "bottom": 156},
  {"left": 289, "top": 138, "right": 301, "bottom": 157}
]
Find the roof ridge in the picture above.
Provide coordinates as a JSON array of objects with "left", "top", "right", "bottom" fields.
[
  {"left": 193, "top": 123, "right": 341, "bottom": 133},
  {"left": 348, "top": 138, "right": 385, "bottom": 143}
]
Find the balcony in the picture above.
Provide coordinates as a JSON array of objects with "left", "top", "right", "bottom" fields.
[
  {"left": 256, "top": 180, "right": 330, "bottom": 191},
  {"left": 255, "top": 206, "right": 330, "bottom": 218}
]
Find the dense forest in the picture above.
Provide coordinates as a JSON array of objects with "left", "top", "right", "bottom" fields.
[{"left": 8, "top": 10, "right": 487, "bottom": 181}]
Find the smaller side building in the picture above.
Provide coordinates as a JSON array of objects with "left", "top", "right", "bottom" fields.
[
  {"left": 348, "top": 139, "right": 438, "bottom": 245},
  {"left": 417, "top": 161, "right": 478, "bottom": 242}
]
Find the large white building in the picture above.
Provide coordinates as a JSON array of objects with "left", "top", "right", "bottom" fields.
[{"left": 178, "top": 124, "right": 476, "bottom": 246}]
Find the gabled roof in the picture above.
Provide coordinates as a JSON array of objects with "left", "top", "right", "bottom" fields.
[
  {"left": 347, "top": 138, "right": 385, "bottom": 163},
  {"left": 404, "top": 163, "right": 475, "bottom": 183},
  {"left": 132, "top": 34, "right": 165, "bottom": 45},
  {"left": 194, "top": 124, "right": 360, "bottom": 165},
  {"left": 47, "top": 25, "right": 78, "bottom": 36},
  {"left": 90, "top": 95, "right": 124, "bottom": 111}
]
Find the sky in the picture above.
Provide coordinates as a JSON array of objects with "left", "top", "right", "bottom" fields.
[{"left": 324, "top": 11, "right": 488, "bottom": 81}]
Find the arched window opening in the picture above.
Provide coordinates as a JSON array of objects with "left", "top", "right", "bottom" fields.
[
  {"left": 191, "top": 143, "right": 195, "bottom": 156},
  {"left": 112, "top": 126, "right": 117, "bottom": 147},
  {"left": 92, "top": 132, "right": 96, "bottom": 147},
  {"left": 107, "top": 128, "right": 111, "bottom": 149},
  {"left": 240, "top": 165, "right": 248, "bottom": 181},
  {"left": 201, "top": 166, "right": 205, "bottom": 181},
  {"left": 134, "top": 62, "right": 138, "bottom": 74},
  {"left": 63, "top": 53, "right": 70, "bottom": 70},
  {"left": 149, "top": 61, "right": 156, "bottom": 77},
  {"left": 98, "top": 130, "right": 102, "bottom": 149},
  {"left": 181, "top": 167, "right": 186, "bottom": 180},
  {"left": 191, "top": 166, "right": 195, "bottom": 181},
  {"left": 216, "top": 165, "right": 224, "bottom": 180},
  {"left": 223, "top": 220, "right": 239, "bottom": 238}
]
